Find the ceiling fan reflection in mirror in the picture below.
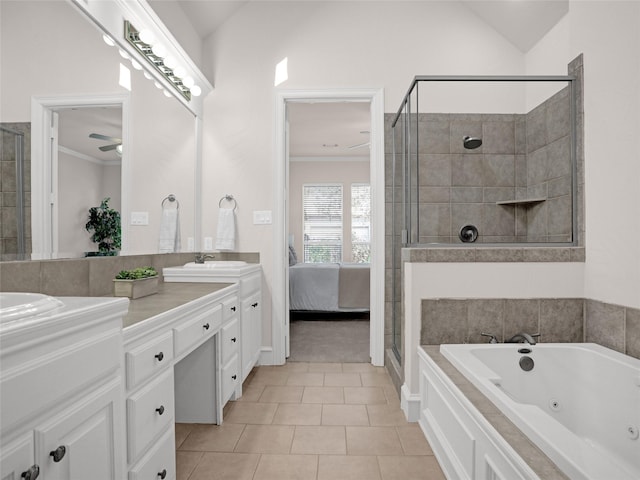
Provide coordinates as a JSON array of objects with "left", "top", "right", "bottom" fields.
[
  {"left": 89, "top": 133, "right": 122, "bottom": 156},
  {"left": 348, "top": 130, "right": 370, "bottom": 150}
]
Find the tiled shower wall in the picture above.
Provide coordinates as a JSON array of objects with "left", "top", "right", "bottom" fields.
[
  {"left": 0, "top": 123, "right": 31, "bottom": 261},
  {"left": 421, "top": 298, "right": 640, "bottom": 360}
]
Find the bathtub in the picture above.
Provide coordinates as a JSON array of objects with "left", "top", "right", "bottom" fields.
[{"left": 440, "top": 343, "right": 640, "bottom": 480}]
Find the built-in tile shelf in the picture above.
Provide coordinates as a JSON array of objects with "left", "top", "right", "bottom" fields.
[{"left": 496, "top": 197, "right": 546, "bottom": 207}]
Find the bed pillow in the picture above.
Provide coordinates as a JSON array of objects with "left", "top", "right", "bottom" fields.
[{"left": 289, "top": 245, "right": 298, "bottom": 266}]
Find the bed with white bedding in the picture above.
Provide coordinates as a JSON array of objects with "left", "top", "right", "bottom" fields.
[{"left": 289, "top": 262, "right": 370, "bottom": 312}]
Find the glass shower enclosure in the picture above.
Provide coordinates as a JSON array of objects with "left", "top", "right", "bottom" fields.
[{"left": 389, "top": 75, "right": 578, "bottom": 363}]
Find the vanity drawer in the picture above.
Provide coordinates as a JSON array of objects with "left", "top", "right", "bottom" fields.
[
  {"left": 128, "top": 425, "right": 175, "bottom": 480},
  {"left": 127, "top": 368, "right": 174, "bottom": 463},
  {"left": 220, "top": 317, "right": 239, "bottom": 364},
  {"left": 222, "top": 296, "right": 239, "bottom": 322},
  {"left": 125, "top": 332, "right": 173, "bottom": 390},
  {"left": 173, "top": 305, "right": 221, "bottom": 358},
  {"left": 221, "top": 354, "right": 240, "bottom": 405}
]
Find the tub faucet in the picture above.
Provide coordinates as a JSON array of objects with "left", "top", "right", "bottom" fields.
[
  {"left": 195, "top": 253, "right": 216, "bottom": 264},
  {"left": 506, "top": 332, "right": 539, "bottom": 345},
  {"left": 480, "top": 332, "right": 499, "bottom": 344}
]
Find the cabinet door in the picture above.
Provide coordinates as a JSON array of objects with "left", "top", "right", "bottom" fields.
[
  {"left": 241, "top": 292, "right": 261, "bottom": 382},
  {"left": 34, "top": 378, "right": 124, "bottom": 480},
  {"left": 1, "top": 434, "right": 37, "bottom": 480}
]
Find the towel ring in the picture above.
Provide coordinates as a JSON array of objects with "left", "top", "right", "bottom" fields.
[
  {"left": 219, "top": 194, "right": 237, "bottom": 211},
  {"left": 161, "top": 194, "right": 180, "bottom": 210}
]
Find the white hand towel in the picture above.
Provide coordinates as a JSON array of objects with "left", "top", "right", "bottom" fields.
[
  {"left": 215, "top": 207, "right": 236, "bottom": 251},
  {"left": 159, "top": 208, "right": 181, "bottom": 253}
]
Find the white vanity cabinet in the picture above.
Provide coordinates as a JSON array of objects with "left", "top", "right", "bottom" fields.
[
  {"left": 220, "top": 296, "right": 241, "bottom": 403},
  {"left": 240, "top": 273, "right": 262, "bottom": 382},
  {"left": 0, "top": 295, "right": 129, "bottom": 480}
]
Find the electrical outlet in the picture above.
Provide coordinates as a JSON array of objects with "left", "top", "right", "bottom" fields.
[
  {"left": 204, "top": 237, "right": 213, "bottom": 250},
  {"left": 130, "top": 212, "right": 149, "bottom": 225},
  {"left": 187, "top": 237, "right": 194, "bottom": 251}
]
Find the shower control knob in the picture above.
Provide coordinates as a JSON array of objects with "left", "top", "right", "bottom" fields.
[{"left": 459, "top": 225, "right": 478, "bottom": 243}]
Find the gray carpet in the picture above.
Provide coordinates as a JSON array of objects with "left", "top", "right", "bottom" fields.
[{"left": 288, "top": 320, "right": 370, "bottom": 363}]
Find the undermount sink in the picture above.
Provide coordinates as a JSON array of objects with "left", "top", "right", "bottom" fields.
[
  {"left": 0, "top": 293, "right": 65, "bottom": 323},
  {"left": 183, "top": 261, "right": 248, "bottom": 269}
]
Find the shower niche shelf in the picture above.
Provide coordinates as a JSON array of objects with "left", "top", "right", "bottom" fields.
[{"left": 496, "top": 197, "right": 546, "bottom": 207}]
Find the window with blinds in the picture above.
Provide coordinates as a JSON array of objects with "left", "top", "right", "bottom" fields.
[
  {"left": 351, "top": 183, "right": 371, "bottom": 263},
  {"left": 303, "top": 184, "right": 343, "bottom": 263}
]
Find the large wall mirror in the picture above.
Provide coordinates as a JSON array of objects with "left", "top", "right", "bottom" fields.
[{"left": 0, "top": 0, "right": 197, "bottom": 260}]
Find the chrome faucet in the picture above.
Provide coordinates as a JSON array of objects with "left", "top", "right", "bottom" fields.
[
  {"left": 481, "top": 332, "right": 499, "bottom": 344},
  {"left": 195, "top": 253, "right": 216, "bottom": 264},
  {"left": 506, "top": 332, "right": 539, "bottom": 345}
]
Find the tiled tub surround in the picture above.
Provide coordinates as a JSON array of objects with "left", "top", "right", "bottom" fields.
[
  {"left": 0, "top": 251, "right": 259, "bottom": 296},
  {"left": 0, "top": 122, "right": 31, "bottom": 261},
  {"left": 421, "top": 297, "right": 640, "bottom": 360}
]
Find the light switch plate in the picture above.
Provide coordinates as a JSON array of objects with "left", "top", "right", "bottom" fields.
[
  {"left": 253, "top": 210, "right": 272, "bottom": 225},
  {"left": 204, "top": 237, "right": 213, "bottom": 250},
  {"left": 130, "top": 212, "right": 149, "bottom": 225},
  {"left": 187, "top": 237, "right": 194, "bottom": 251}
]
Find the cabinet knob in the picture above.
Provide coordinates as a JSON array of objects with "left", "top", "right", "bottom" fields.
[
  {"left": 49, "top": 446, "right": 66, "bottom": 463},
  {"left": 156, "top": 405, "right": 165, "bottom": 415},
  {"left": 155, "top": 352, "right": 164, "bottom": 361},
  {"left": 232, "top": 374, "right": 237, "bottom": 380},
  {"left": 203, "top": 323, "right": 210, "bottom": 330},
  {"left": 252, "top": 302, "right": 258, "bottom": 308},
  {"left": 21, "top": 465, "right": 40, "bottom": 480},
  {"left": 157, "top": 469, "right": 167, "bottom": 479},
  {"left": 231, "top": 337, "right": 237, "bottom": 343},
  {"left": 231, "top": 306, "right": 236, "bottom": 312}
]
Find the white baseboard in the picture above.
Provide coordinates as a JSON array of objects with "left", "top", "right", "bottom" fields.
[
  {"left": 401, "top": 383, "right": 421, "bottom": 422},
  {"left": 259, "top": 346, "right": 278, "bottom": 366}
]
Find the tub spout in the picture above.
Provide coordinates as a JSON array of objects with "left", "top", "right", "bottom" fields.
[{"left": 506, "top": 332, "right": 539, "bottom": 345}]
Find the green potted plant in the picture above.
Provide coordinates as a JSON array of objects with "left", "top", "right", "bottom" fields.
[
  {"left": 113, "top": 267, "right": 159, "bottom": 299},
  {"left": 85, "top": 197, "right": 121, "bottom": 256}
]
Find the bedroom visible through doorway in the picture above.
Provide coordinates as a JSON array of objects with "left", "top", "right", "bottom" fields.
[{"left": 287, "top": 101, "right": 372, "bottom": 363}]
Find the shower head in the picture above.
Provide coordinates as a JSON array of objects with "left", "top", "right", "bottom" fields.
[{"left": 463, "top": 136, "right": 482, "bottom": 149}]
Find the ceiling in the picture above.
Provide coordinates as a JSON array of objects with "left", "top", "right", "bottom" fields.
[
  {"left": 176, "top": 0, "right": 249, "bottom": 39},
  {"left": 288, "top": 102, "right": 371, "bottom": 159},
  {"left": 58, "top": 107, "right": 122, "bottom": 164}
]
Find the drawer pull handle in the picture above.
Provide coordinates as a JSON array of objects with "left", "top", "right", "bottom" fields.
[
  {"left": 158, "top": 469, "right": 167, "bottom": 479},
  {"left": 231, "top": 306, "right": 236, "bottom": 312},
  {"left": 232, "top": 374, "right": 237, "bottom": 380},
  {"left": 156, "top": 405, "right": 165, "bottom": 415},
  {"left": 155, "top": 352, "right": 164, "bottom": 361},
  {"left": 21, "top": 465, "right": 40, "bottom": 480},
  {"left": 252, "top": 302, "right": 258, "bottom": 308},
  {"left": 49, "top": 446, "right": 66, "bottom": 463},
  {"left": 231, "top": 337, "right": 237, "bottom": 342},
  {"left": 203, "top": 323, "right": 210, "bottom": 330}
]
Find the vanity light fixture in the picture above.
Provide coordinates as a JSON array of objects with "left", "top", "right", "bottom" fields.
[{"left": 124, "top": 20, "right": 194, "bottom": 101}]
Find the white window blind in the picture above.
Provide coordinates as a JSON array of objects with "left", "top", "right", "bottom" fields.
[
  {"left": 303, "top": 184, "right": 342, "bottom": 263},
  {"left": 351, "top": 183, "right": 371, "bottom": 263}
]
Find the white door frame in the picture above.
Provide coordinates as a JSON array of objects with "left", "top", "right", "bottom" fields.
[
  {"left": 31, "top": 93, "right": 130, "bottom": 259},
  {"left": 272, "top": 88, "right": 385, "bottom": 366}
]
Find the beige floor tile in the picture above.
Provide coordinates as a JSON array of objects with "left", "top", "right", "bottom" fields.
[
  {"left": 396, "top": 425, "right": 434, "bottom": 455},
  {"left": 344, "top": 386, "right": 388, "bottom": 405},
  {"left": 176, "top": 451, "right": 203, "bottom": 480},
  {"left": 307, "top": 362, "right": 343, "bottom": 373},
  {"left": 258, "top": 385, "right": 304, "bottom": 403},
  {"left": 250, "top": 370, "right": 289, "bottom": 386},
  {"left": 346, "top": 426, "right": 404, "bottom": 456},
  {"left": 342, "top": 363, "right": 381, "bottom": 373},
  {"left": 260, "top": 362, "right": 310, "bottom": 373},
  {"left": 286, "top": 372, "right": 325, "bottom": 386},
  {"left": 378, "top": 455, "right": 446, "bottom": 480},
  {"left": 361, "top": 373, "right": 393, "bottom": 387},
  {"left": 317, "top": 455, "right": 382, "bottom": 480},
  {"left": 301, "top": 386, "right": 345, "bottom": 404},
  {"left": 224, "top": 402, "right": 278, "bottom": 424},
  {"left": 382, "top": 385, "right": 400, "bottom": 407},
  {"left": 321, "top": 404, "right": 370, "bottom": 426},
  {"left": 291, "top": 426, "right": 347, "bottom": 455},
  {"left": 366, "top": 405, "right": 410, "bottom": 426},
  {"left": 188, "top": 452, "right": 260, "bottom": 480},
  {"left": 324, "top": 373, "right": 362, "bottom": 387},
  {"left": 179, "top": 423, "right": 246, "bottom": 452},
  {"left": 234, "top": 424, "right": 295, "bottom": 454},
  {"left": 236, "top": 383, "right": 265, "bottom": 402},
  {"left": 175, "top": 423, "right": 194, "bottom": 449},
  {"left": 272, "top": 404, "right": 322, "bottom": 425},
  {"left": 253, "top": 454, "right": 318, "bottom": 480}
]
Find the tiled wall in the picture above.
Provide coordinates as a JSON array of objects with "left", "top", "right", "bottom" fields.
[
  {"left": 421, "top": 297, "right": 640, "bottom": 360},
  {"left": 0, "top": 251, "right": 260, "bottom": 297},
  {"left": 1, "top": 123, "right": 31, "bottom": 261}
]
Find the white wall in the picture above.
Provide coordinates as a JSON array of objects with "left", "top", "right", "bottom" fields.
[
  {"left": 289, "top": 160, "right": 370, "bottom": 262},
  {"left": 201, "top": 0, "right": 527, "bottom": 348}
]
